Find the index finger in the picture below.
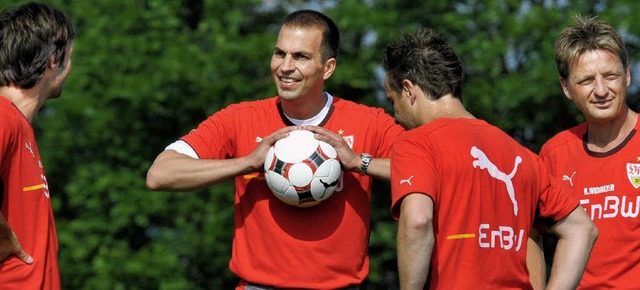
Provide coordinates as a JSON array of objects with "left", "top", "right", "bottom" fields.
[
  {"left": 262, "top": 126, "right": 301, "bottom": 145},
  {"left": 301, "top": 125, "right": 337, "bottom": 135}
]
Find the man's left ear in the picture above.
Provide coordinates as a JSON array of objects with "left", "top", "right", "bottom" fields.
[
  {"left": 402, "top": 79, "right": 417, "bottom": 104},
  {"left": 626, "top": 65, "right": 632, "bottom": 88},
  {"left": 323, "top": 58, "right": 336, "bottom": 80},
  {"left": 49, "top": 54, "right": 57, "bottom": 69}
]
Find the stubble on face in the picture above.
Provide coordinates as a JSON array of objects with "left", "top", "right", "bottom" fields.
[
  {"left": 384, "top": 77, "right": 411, "bottom": 129},
  {"left": 47, "top": 45, "right": 74, "bottom": 100}
]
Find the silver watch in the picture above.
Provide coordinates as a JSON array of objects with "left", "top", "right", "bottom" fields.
[{"left": 359, "top": 153, "right": 372, "bottom": 175}]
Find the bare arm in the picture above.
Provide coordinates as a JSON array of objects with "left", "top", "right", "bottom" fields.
[
  {"left": 302, "top": 125, "right": 391, "bottom": 181},
  {"left": 146, "top": 126, "right": 298, "bottom": 192},
  {"left": 545, "top": 207, "right": 598, "bottom": 290},
  {"left": 397, "top": 193, "right": 434, "bottom": 290},
  {"left": 527, "top": 229, "right": 546, "bottom": 290},
  {"left": 0, "top": 213, "right": 33, "bottom": 264},
  {"left": 362, "top": 157, "right": 391, "bottom": 181},
  {"left": 146, "top": 150, "right": 257, "bottom": 192}
]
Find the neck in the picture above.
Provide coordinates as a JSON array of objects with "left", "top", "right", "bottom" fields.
[
  {"left": 586, "top": 108, "right": 638, "bottom": 152},
  {"left": 419, "top": 95, "right": 475, "bottom": 125},
  {"left": 0, "top": 86, "right": 44, "bottom": 122},
  {"left": 280, "top": 91, "right": 327, "bottom": 120}
]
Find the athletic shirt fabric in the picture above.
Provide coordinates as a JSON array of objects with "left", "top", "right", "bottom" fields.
[
  {"left": 0, "top": 97, "right": 60, "bottom": 289},
  {"left": 539, "top": 119, "right": 640, "bottom": 290},
  {"left": 180, "top": 95, "right": 403, "bottom": 289},
  {"left": 390, "top": 118, "right": 579, "bottom": 290}
]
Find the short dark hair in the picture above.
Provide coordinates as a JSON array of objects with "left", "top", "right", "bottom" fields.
[
  {"left": 555, "top": 15, "right": 627, "bottom": 81},
  {"left": 282, "top": 9, "right": 339, "bottom": 61},
  {"left": 0, "top": 2, "right": 75, "bottom": 88},
  {"left": 383, "top": 28, "right": 464, "bottom": 101}
]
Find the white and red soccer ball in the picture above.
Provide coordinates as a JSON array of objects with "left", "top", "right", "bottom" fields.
[{"left": 264, "top": 129, "right": 342, "bottom": 207}]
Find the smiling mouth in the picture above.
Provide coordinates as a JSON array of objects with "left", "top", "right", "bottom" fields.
[
  {"left": 593, "top": 99, "right": 612, "bottom": 107},
  {"left": 279, "top": 76, "right": 298, "bottom": 83}
]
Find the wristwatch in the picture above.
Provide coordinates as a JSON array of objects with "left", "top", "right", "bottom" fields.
[{"left": 359, "top": 153, "right": 372, "bottom": 175}]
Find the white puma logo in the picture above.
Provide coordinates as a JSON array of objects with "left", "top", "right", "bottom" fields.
[
  {"left": 562, "top": 172, "right": 576, "bottom": 186},
  {"left": 255, "top": 136, "right": 262, "bottom": 143},
  {"left": 471, "top": 146, "right": 522, "bottom": 216},
  {"left": 400, "top": 175, "right": 414, "bottom": 186},
  {"left": 25, "top": 142, "right": 35, "bottom": 158}
]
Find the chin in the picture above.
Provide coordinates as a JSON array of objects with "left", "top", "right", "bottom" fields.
[
  {"left": 395, "top": 119, "right": 410, "bottom": 130},
  {"left": 48, "top": 89, "right": 63, "bottom": 100},
  {"left": 277, "top": 90, "right": 303, "bottom": 101}
]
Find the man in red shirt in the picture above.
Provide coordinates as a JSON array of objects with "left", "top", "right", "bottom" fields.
[
  {"left": 529, "top": 16, "right": 640, "bottom": 290},
  {"left": 382, "top": 28, "right": 597, "bottom": 289},
  {"left": 0, "top": 2, "right": 75, "bottom": 289},
  {"left": 146, "top": 10, "right": 403, "bottom": 289}
]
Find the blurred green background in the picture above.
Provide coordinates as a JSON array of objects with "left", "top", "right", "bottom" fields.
[{"left": 3, "top": 0, "right": 640, "bottom": 289}]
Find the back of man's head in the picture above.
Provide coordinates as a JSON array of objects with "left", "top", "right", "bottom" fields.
[
  {"left": 0, "top": 2, "right": 75, "bottom": 89},
  {"left": 383, "top": 28, "right": 464, "bottom": 101}
]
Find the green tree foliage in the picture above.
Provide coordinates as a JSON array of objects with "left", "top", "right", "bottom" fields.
[{"left": 2, "top": 0, "right": 639, "bottom": 288}]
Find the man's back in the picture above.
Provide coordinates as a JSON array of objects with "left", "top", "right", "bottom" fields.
[{"left": 391, "top": 118, "right": 579, "bottom": 289}]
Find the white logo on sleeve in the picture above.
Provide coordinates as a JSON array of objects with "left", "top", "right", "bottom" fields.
[
  {"left": 562, "top": 171, "right": 576, "bottom": 187},
  {"left": 400, "top": 175, "right": 414, "bottom": 186},
  {"left": 471, "top": 146, "right": 522, "bottom": 216},
  {"left": 25, "top": 142, "right": 35, "bottom": 157}
]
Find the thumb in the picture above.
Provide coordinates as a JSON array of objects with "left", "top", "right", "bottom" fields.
[
  {"left": 9, "top": 231, "right": 33, "bottom": 264},
  {"left": 16, "top": 250, "right": 33, "bottom": 264}
]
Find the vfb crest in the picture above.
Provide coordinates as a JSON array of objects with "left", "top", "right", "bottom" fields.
[{"left": 626, "top": 162, "right": 640, "bottom": 189}]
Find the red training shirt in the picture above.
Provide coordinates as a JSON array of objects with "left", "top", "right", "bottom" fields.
[
  {"left": 180, "top": 95, "right": 403, "bottom": 289},
  {"left": 540, "top": 119, "right": 640, "bottom": 290},
  {"left": 391, "top": 118, "right": 579, "bottom": 289},
  {"left": 0, "top": 96, "right": 60, "bottom": 289}
]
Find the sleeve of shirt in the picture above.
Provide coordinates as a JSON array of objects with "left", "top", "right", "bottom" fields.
[
  {"left": 538, "top": 142, "right": 559, "bottom": 176},
  {"left": 534, "top": 156, "right": 580, "bottom": 231},
  {"left": 0, "top": 110, "right": 16, "bottom": 168},
  {"left": 180, "top": 105, "right": 237, "bottom": 160},
  {"left": 372, "top": 109, "right": 404, "bottom": 158},
  {"left": 390, "top": 134, "right": 438, "bottom": 220}
]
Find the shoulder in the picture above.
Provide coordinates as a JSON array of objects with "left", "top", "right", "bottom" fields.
[
  {"left": 332, "top": 96, "right": 389, "bottom": 116},
  {"left": 394, "top": 125, "right": 434, "bottom": 150},
  {"left": 540, "top": 123, "right": 586, "bottom": 156},
  {"left": 210, "top": 97, "right": 279, "bottom": 120},
  {"left": 224, "top": 97, "right": 277, "bottom": 112},
  {"left": 412, "top": 118, "right": 493, "bottom": 136},
  {"left": 0, "top": 99, "right": 21, "bottom": 132},
  {"left": 330, "top": 96, "right": 401, "bottom": 131}
]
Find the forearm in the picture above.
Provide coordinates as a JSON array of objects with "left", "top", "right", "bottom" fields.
[
  {"left": 546, "top": 208, "right": 597, "bottom": 290},
  {"left": 527, "top": 231, "right": 546, "bottom": 290},
  {"left": 546, "top": 237, "right": 591, "bottom": 290},
  {"left": 398, "top": 195, "right": 433, "bottom": 290},
  {"left": 0, "top": 213, "right": 13, "bottom": 261},
  {"left": 0, "top": 213, "right": 32, "bottom": 264},
  {"left": 364, "top": 158, "right": 391, "bottom": 181},
  {"left": 398, "top": 229, "right": 431, "bottom": 290},
  {"left": 146, "top": 150, "right": 258, "bottom": 192},
  {"left": 0, "top": 213, "right": 11, "bottom": 244}
]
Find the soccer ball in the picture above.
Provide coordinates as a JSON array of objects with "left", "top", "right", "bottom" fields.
[{"left": 264, "top": 129, "right": 342, "bottom": 207}]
